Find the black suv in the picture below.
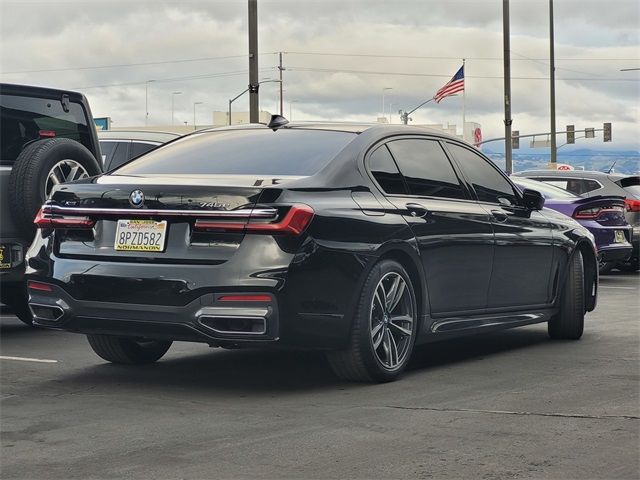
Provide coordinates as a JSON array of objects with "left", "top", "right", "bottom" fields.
[{"left": 1, "top": 83, "right": 102, "bottom": 323}]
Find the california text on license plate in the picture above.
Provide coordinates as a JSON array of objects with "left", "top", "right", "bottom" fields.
[
  {"left": 614, "top": 230, "right": 626, "bottom": 243},
  {"left": 114, "top": 220, "right": 167, "bottom": 252}
]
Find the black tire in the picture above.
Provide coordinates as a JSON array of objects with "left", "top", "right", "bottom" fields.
[
  {"left": 8, "top": 138, "right": 101, "bottom": 237},
  {"left": 87, "top": 334, "right": 172, "bottom": 364},
  {"left": 1, "top": 284, "right": 33, "bottom": 326},
  {"left": 326, "top": 259, "right": 418, "bottom": 382},
  {"left": 548, "top": 251, "right": 585, "bottom": 340}
]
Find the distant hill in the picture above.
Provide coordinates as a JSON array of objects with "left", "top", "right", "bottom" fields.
[{"left": 481, "top": 147, "right": 639, "bottom": 174}]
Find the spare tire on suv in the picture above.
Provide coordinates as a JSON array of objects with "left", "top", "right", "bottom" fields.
[{"left": 8, "top": 137, "right": 101, "bottom": 237}]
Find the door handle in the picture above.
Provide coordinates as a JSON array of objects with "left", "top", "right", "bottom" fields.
[
  {"left": 406, "top": 203, "right": 429, "bottom": 218},
  {"left": 491, "top": 209, "right": 508, "bottom": 223}
]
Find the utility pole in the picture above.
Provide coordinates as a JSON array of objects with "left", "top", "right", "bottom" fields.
[
  {"left": 248, "top": 0, "right": 259, "bottom": 123},
  {"left": 502, "top": 0, "right": 513, "bottom": 174},
  {"left": 549, "top": 0, "right": 557, "bottom": 166},
  {"left": 278, "top": 52, "right": 284, "bottom": 116}
]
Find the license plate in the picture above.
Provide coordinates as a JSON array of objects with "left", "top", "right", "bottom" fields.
[
  {"left": 614, "top": 230, "right": 626, "bottom": 243},
  {"left": 114, "top": 220, "right": 167, "bottom": 252},
  {"left": 0, "top": 245, "right": 11, "bottom": 269}
]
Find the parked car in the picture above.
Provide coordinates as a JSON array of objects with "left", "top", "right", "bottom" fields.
[
  {"left": 514, "top": 169, "right": 640, "bottom": 271},
  {"left": 25, "top": 120, "right": 598, "bottom": 382},
  {"left": 511, "top": 177, "right": 632, "bottom": 274},
  {"left": 98, "top": 130, "right": 179, "bottom": 171},
  {"left": 0, "top": 83, "right": 102, "bottom": 324}
]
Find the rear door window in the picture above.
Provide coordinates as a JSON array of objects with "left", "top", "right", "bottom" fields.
[
  {"left": 386, "top": 139, "right": 466, "bottom": 199},
  {"left": 0, "top": 93, "right": 90, "bottom": 165},
  {"left": 107, "top": 142, "right": 130, "bottom": 171},
  {"left": 368, "top": 145, "right": 407, "bottom": 195},
  {"left": 130, "top": 142, "right": 158, "bottom": 159},
  {"left": 447, "top": 143, "right": 520, "bottom": 206},
  {"left": 115, "top": 129, "right": 356, "bottom": 176}
]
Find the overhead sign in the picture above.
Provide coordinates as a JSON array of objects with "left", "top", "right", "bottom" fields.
[{"left": 94, "top": 117, "right": 111, "bottom": 131}]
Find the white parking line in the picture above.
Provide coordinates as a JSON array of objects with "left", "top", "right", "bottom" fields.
[
  {"left": 599, "top": 286, "right": 636, "bottom": 290},
  {"left": 0, "top": 356, "right": 58, "bottom": 364}
]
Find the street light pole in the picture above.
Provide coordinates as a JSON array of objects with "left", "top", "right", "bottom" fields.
[
  {"left": 549, "top": 0, "right": 557, "bottom": 166},
  {"left": 171, "top": 91, "right": 182, "bottom": 126},
  {"left": 248, "top": 0, "right": 259, "bottom": 123},
  {"left": 145, "top": 80, "right": 155, "bottom": 126},
  {"left": 289, "top": 100, "right": 298, "bottom": 120},
  {"left": 502, "top": 0, "right": 513, "bottom": 174},
  {"left": 381, "top": 87, "right": 392, "bottom": 119},
  {"left": 193, "top": 101, "right": 203, "bottom": 131}
]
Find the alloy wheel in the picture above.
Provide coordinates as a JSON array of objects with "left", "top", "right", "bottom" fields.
[
  {"left": 45, "top": 160, "right": 90, "bottom": 197},
  {"left": 370, "top": 271, "right": 414, "bottom": 370}
]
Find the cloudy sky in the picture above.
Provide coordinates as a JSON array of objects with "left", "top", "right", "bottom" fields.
[{"left": 1, "top": 0, "right": 638, "bottom": 151}]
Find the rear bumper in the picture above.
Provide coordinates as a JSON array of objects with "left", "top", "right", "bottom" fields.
[
  {"left": 29, "top": 283, "right": 279, "bottom": 345},
  {"left": 598, "top": 243, "right": 633, "bottom": 262}
]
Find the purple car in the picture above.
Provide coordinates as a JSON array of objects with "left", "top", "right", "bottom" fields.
[{"left": 512, "top": 177, "right": 632, "bottom": 274}]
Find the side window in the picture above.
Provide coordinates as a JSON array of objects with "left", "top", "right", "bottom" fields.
[
  {"left": 447, "top": 143, "right": 519, "bottom": 206},
  {"left": 386, "top": 139, "right": 466, "bottom": 199},
  {"left": 130, "top": 142, "right": 157, "bottom": 159},
  {"left": 582, "top": 179, "right": 602, "bottom": 194},
  {"left": 368, "top": 145, "right": 407, "bottom": 194},
  {"left": 107, "top": 142, "right": 130, "bottom": 170},
  {"left": 98, "top": 141, "right": 116, "bottom": 167}
]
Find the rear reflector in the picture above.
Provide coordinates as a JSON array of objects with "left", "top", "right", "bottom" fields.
[
  {"left": 39, "top": 130, "right": 56, "bottom": 138},
  {"left": 34, "top": 208, "right": 94, "bottom": 229},
  {"left": 27, "top": 281, "right": 53, "bottom": 292},
  {"left": 194, "top": 204, "right": 314, "bottom": 235},
  {"left": 625, "top": 199, "right": 640, "bottom": 212},
  {"left": 218, "top": 294, "right": 271, "bottom": 302}
]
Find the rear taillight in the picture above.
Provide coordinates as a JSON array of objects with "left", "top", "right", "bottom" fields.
[
  {"left": 194, "top": 204, "right": 314, "bottom": 236},
  {"left": 34, "top": 207, "right": 94, "bottom": 229},
  {"left": 625, "top": 199, "right": 640, "bottom": 212},
  {"left": 573, "top": 205, "right": 625, "bottom": 219}
]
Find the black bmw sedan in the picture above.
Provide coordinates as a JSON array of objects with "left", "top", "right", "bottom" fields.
[{"left": 25, "top": 121, "right": 598, "bottom": 382}]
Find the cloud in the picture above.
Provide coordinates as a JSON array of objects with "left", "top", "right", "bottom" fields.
[{"left": 1, "top": 0, "right": 638, "bottom": 150}]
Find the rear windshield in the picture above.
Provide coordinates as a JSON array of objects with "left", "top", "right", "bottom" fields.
[
  {"left": 0, "top": 93, "right": 90, "bottom": 165},
  {"left": 114, "top": 129, "right": 356, "bottom": 177},
  {"left": 512, "top": 177, "right": 578, "bottom": 199},
  {"left": 616, "top": 176, "right": 640, "bottom": 199}
]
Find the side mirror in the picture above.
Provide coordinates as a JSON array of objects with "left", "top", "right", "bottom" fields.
[{"left": 522, "top": 188, "right": 545, "bottom": 211}]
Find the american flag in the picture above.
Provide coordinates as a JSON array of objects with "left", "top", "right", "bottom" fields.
[{"left": 434, "top": 65, "right": 464, "bottom": 103}]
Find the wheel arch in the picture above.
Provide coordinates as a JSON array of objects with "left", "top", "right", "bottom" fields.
[
  {"left": 373, "top": 243, "right": 430, "bottom": 334},
  {"left": 575, "top": 239, "right": 598, "bottom": 312}
]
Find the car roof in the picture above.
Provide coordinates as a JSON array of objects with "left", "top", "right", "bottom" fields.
[
  {"left": 98, "top": 130, "right": 180, "bottom": 143},
  {"left": 196, "top": 122, "right": 460, "bottom": 139},
  {"left": 516, "top": 169, "right": 613, "bottom": 178}
]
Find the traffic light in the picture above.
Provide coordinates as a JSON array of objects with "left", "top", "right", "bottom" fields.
[
  {"left": 566, "top": 125, "right": 575, "bottom": 144},
  {"left": 585, "top": 128, "right": 595, "bottom": 139},
  {"left": 512, "top": 130, "right": 519, "bottom": 149},
  {"left": 603, "top": 122, "right": 612, "bottom": 142}
]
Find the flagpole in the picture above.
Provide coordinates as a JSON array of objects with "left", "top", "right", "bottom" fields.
[{"left": 462, "top": 58, "right": 466, "bottom": 141}]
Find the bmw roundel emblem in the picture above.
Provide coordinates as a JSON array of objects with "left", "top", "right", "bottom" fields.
[{"left": 129, "top": 189, "right": 144, "bottom": 208}]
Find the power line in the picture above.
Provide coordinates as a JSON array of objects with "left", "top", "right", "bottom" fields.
[
  {"left": 283, "top": 51, "right": 640, "bottom": 62},
  {"left": 286, "top": 66, "right": 638, "bottom": 82},
  {"left": 1, "top": 53, "right": 279, "bottom": 75},
  {"left": 72, "top": 67, "right": 276, "bottom": 90}
]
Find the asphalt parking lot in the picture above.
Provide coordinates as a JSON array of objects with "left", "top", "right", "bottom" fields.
[{"left": 1, "top": 272, "right": 638, "bottom": 480}]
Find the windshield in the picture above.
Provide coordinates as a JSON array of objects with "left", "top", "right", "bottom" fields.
[
  {"left": 511, "top": 177, "right": 578, "bottom": 199},
  {"left": 114, "top": 128, "right": 356, "bottom": 177}
]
